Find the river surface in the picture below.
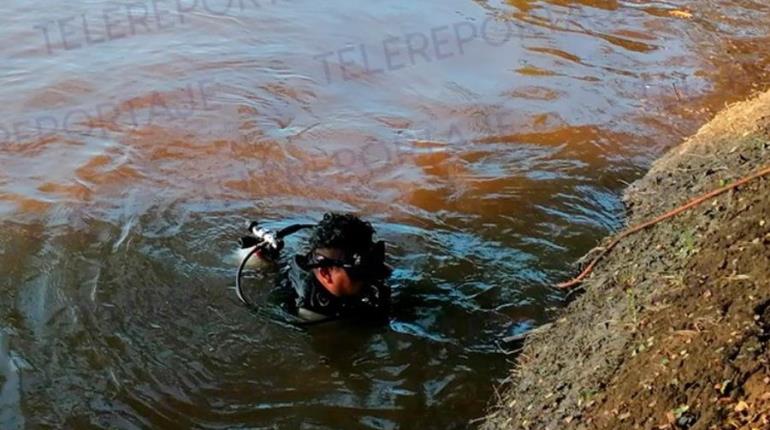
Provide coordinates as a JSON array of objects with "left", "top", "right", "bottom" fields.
[{"left": 1, "top": 0, "right": 769, "bottom": 428}]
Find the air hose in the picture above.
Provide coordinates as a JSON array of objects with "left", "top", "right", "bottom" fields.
[{"left": 234, "top": 223, "right": 314, "bottom": 307}]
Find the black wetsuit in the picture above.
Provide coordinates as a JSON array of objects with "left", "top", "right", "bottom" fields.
[{"left": 279, "top": 256, "right": 390, "bottom": 323}]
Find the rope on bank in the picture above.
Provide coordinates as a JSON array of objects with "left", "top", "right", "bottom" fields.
[{"left": 557, "top": 164, "right": 770, "bottom": 290}]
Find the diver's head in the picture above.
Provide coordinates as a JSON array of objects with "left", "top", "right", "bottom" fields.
[
  {"left": 302, "top": 212, "right": 388, "bottom": 297},
  {"left": 311, "top": 247, "right": 363, "bottom": 297}
]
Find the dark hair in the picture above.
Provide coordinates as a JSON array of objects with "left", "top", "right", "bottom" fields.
[{"left": 308, "top": 212, "right": 375, "bottom": 258}]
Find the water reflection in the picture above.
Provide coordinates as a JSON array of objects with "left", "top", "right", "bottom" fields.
[{"left": 0, "top": 0, "right": 769, "bottom": 427}]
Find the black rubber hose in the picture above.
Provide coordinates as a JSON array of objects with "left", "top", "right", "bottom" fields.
[
  {"left": 276, "top": 223, "right": 314, "bottom": 238},
  {"left": 235, "top": 245, "right": 260, "bottom": 307},
  {"left": 234, "top": 223, "right": 314, "bottom": 309}
]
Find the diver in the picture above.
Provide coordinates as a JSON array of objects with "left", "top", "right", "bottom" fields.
[{"left": 235, "top": 212, "right": 392, "bottom": 324}]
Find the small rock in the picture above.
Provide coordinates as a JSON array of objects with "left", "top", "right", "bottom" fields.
[{"left": 676, "top": 411, "right": 697, "bottom": 429}]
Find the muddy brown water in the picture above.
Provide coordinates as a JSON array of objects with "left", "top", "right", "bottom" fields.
[{"left": 0, "top": 0, "right": 768, "bottom": 428}]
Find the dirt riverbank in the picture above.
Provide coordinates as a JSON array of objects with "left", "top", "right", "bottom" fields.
[{"left": 482, "top": 90, "right": 770, "bottom": 430}]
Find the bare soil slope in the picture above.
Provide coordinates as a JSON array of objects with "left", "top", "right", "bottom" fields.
[{"left": 482, "top": 90, "right": 770, "bottom": 430}]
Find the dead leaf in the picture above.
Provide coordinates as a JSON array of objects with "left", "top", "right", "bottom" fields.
[
  {"left": 666, "top": 411, "right": 676, "bottom": 423},
  {"left": 735, "top": 401, "right": 749, "bottom": 412},
  {"left": 668, "top": 10, "right": 693, "bottom": 19}
]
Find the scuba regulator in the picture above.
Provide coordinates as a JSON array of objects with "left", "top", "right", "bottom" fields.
[{"left": 235, "top": 220, "right": 392, "bottom": 308}]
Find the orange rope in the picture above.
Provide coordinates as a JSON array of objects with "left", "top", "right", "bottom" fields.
[{"left": 557, "top": 164, "right": 770, "bottom": 290}]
